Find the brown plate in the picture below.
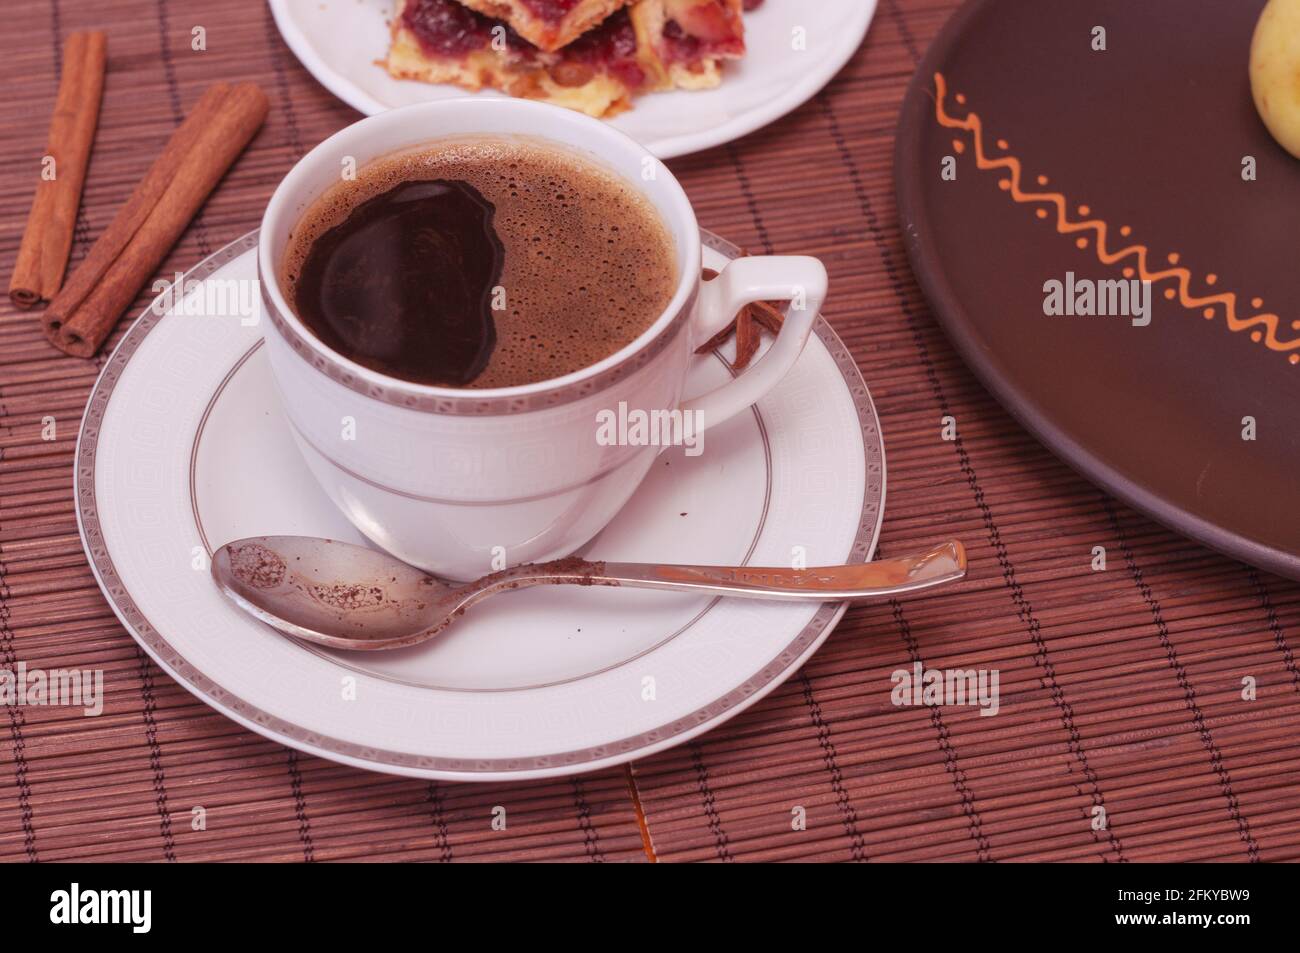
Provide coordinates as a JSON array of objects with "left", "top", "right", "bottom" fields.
[{"left": 896, "top": 0, "right": 1300, "bottom": 579}]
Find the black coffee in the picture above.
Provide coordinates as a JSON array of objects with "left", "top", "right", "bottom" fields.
[{"left": 283, "top": 140, "right": 677, "bottom": 389}]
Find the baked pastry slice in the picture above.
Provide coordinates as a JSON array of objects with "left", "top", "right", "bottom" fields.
[
  {"left": 455, "top": 0, "right": 632, "bottom": 52},
  {"left": 385, "top": 0, "right": 747, "bottom": 118}
]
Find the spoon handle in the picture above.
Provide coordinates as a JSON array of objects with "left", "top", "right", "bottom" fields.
[{"left": 480, "top": 540, "right": 966, "bottom": 602}]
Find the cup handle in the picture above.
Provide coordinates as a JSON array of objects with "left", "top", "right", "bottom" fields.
[{"left": 680, "top": 256, "right": 828, "bottom": 430}]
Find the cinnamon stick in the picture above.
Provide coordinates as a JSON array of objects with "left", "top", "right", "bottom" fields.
[
  {"left": 694, "top": 318, "right": 739, "bottom": 354},
  {"left": 693, "top": 263, "right": 785, "bottom": 367},
  {"left": 44, "top": 82, "right": 268, "bottom": 358},
  {"left": 42, "top": 84, "right": 231, "bottom": 343},
  {"left": 9, "top": 31, "right": 106, "bottom": 309},
  {"left": 747, "top": 299, "right": 784, "bottom": 334},
  {"left": 733, "top": 307, "right": 759, "bottom": 369}
]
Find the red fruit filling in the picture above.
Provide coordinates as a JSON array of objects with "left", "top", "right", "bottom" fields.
[
  {"left": 404, "top": 0, "right": 530, "bottom": 56},
  {"left": 520, "top": 0, "right": 586, "bottom": 23},
  {"left": 660, "top": 1, "right": 744, "bottom": 63},
  {"left": 558, "top": 10, "right": 646, "bottom": 87}
]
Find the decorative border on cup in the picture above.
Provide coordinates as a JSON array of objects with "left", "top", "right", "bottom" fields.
[
  {"left": 76, "top": 228, "right": 886, "bottom": 779},
  {"left": 262, "top": 274, "right": 696, "bottom": 416}
]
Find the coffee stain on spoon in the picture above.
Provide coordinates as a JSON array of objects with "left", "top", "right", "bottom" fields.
[{"left": 224, "top": 541, "right": 428, "bottom": 633}]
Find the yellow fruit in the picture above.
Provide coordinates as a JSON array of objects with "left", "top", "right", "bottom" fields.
[{"left": 1250, "top": 0, "right": 1300, "bottom": 159}]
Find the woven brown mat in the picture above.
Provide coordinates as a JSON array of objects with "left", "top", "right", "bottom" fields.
[{"left": 2, "top": 0, "right": 1299, "bottom": 863}]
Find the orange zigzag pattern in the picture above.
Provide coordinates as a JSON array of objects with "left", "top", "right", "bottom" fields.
[{"left": 933, "top": 72, "right": 1300, "bottom": 365}]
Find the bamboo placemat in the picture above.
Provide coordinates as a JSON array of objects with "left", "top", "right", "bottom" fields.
[{"left": 2, "top": 0, "right": 1299, "bottom": 863}]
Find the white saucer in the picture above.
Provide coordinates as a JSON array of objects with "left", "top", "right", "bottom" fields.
[
  {"left": 268, "top": 0, "right": 876, "bottom": 158},
  {"left": 76, "top": 229, "right": 883, "bottom": 781}
]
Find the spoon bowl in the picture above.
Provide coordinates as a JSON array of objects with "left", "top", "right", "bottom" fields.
[{"left": 212, "top": 537, "right": 451, "bottom": 649}]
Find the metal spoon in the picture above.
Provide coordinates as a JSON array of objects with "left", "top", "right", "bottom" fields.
[{"left": 210, "top": 535, "right": 967, "bottom": 652}]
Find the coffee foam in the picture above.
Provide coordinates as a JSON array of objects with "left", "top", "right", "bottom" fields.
[{"left": 282, "top": 139, "right": 678, "bottom": 389}]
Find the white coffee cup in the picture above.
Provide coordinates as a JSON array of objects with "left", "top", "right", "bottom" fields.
[{"left": 259, "top": 98, "right": 827, "bottom": 580}]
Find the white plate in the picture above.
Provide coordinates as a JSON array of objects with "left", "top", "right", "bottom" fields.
[
  {"left": 76, "top": 229, "right": 884, "bottom": 781},
  {"left": 268, "top": 0, "right": 876, "bottom": 158}
]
